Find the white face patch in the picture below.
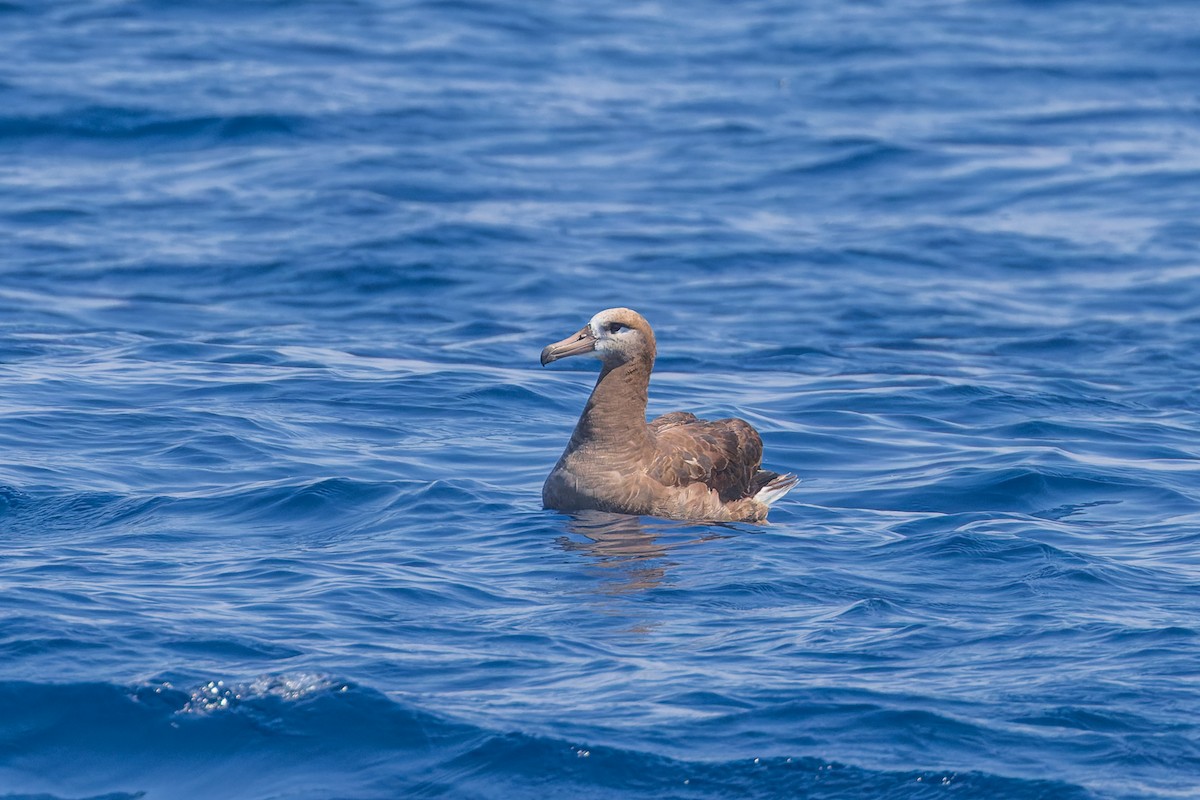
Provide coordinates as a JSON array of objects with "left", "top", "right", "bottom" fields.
[
  {"left": 587, "top": 311, "right": 613, "bottom": 339},
  {"left": 588, "top": 313, "right": 636, "bottom": 361}
]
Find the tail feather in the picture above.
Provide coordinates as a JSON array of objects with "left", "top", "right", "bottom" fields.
[{"left": 753, "top": 471, "right": 799, "bottom": 506}]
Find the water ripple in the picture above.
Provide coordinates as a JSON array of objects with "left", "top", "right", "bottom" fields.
[{"left": 3, "top": 0, "right": 1200, "bottom": 798}]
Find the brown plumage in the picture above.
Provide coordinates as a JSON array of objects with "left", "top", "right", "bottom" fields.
[{"left": 540, "top": 307, "right": 797, "bottom": 522}]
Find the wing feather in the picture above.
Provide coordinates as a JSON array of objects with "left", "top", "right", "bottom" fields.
[
  {"left": 646, "top": 415, "right": 763, "bottom": 503},
  {"left": 648, "top": 411, "right": 699, "bottom": 432}
]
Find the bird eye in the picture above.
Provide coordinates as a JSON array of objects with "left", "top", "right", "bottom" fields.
[{"left": 606, "top": 322, "right": 624, "bottom": 334}]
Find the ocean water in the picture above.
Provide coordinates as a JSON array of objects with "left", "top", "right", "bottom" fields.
[{"left": 2, "top": 0, "right": 1200, "bottom": 798}]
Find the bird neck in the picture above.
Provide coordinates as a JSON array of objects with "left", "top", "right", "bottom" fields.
[{"left": 569, "top": 357, "right": 653, "bottom": 450}]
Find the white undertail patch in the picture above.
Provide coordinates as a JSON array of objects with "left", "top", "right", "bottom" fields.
[{"left": 755, "top": 474, "right": 799, "bottom": 506}]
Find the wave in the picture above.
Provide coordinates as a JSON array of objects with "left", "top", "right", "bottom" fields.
[
  {"left": 0, "top": 477, "right": 514, "bottom": 542},
  {"left": 0, "top": 678, "right": 1096, "bottom": 800},
  {"left": 0, "top": 107, "right": 307, "bottom": 147},
  {"left": 823, "top": 463, "right": 1198, "bottom": 521}
]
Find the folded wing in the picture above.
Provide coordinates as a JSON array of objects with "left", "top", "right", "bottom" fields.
[{"left": 647, "top": 414, "right": 763, "bottom": 503}]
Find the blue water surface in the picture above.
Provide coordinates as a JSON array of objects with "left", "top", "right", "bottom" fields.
[{"left": 2, "top": 1, "right": 1200, "bottom": 798}]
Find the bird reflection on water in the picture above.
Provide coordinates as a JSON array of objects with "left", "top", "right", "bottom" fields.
[{"left": 556, "top": 509, "right": 732, "bottom": 596}]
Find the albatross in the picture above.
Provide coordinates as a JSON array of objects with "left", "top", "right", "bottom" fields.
[{"left": 540, "top": 307, "right": 797, "bottom": 522}]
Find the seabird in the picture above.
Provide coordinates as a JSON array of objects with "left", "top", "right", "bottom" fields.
[{"left": 540, "top": 307, "right": 797, "bottom": 522}]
